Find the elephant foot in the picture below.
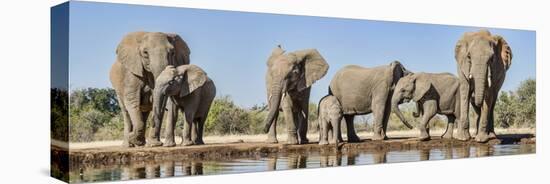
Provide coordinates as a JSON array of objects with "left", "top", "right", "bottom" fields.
[
  {"left": 128, "top": 138, "right": 146, "bottom": 147},
  {"left": 347, "top": 134, "right": 361, "bottom": 143},
  {"left": 193, "top": 139, "right": 205, "bottom": 145},
  {"left": 146, "top": 139, "right": 163, "bottom": 147},
  {"left": 265, "top": 137, "right": 279, "bottom": 144},
  {"left": 475, "top": 132, "right": 490, "bottom": 143},
  {"left": 121, "top": 141, "right": 134, "bottom": 148},
  {"left": 371, "top": 134, "right": 388, "bottom": 141},
  {"left": 299, "top": 137, "right": 309, "bottom": 144},
  {"left": 319, "top": 140, "right": 329, "bottom": 145},
  {"left": 286, "top": 137, "right": 299, "bottom": 145},
  {"left": 417, "top": 135, "right": 431, "bottom": 141},
  {"left": 163, "top": 141, "right": 176, "bottom": 147},
  {"left": 454, "top": 129, "right": 471, "bottom": 141},
  {"left": 441, "top": 132, "right": 453, "bottom": 140},
  {"left": 181, "top": 140, "right": 194, "bottom": 146}
]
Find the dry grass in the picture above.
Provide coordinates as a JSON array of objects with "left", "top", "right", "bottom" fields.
[{"left": 61, "top": 127, "right": 534, "bottom": 150}]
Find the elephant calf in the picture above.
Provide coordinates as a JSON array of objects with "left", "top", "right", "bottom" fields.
[
  {"left": 317, "top": 95, "right": 343, "bottom": 145},
  {"left": 149, "top": 64, "right": 216, "bottom": 147},
  {"left": 391, "top": 72, "right": 461, "bottom": 141}
]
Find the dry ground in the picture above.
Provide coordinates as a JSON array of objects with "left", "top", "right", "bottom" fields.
[{"left": 54, "top": 128, "right": 534, "bottom": 150}]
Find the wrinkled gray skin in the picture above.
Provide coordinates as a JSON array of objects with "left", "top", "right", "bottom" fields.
[
  {"left": 263, "top": 45, "right": 329, "bottom": 144},
  {"left": 391, "top": 72, "right": 461, "bottom": 141},
  {"left": 317, "top": 95, "right": 343, "bottom": 145},
  {"left": 150, "top": 65, "right": 216, "bottom": 147},
  {"left": 109, "top": 32, "right": 190, "bottom": 147},
  {"left": 454, "top": 30, "right": 512, "bottom": 142},
  {"left": 329, "top": 61, "right": 413, "bottom": 141}
]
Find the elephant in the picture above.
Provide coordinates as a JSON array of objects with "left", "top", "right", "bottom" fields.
[
  {"left": 454, "top": 30, "right": 512, "bottom": 142},
  {"left": 328, "top": 61, "right": 413, "bottom": 141},
  {"left": 262, "top": 45, "right": 329, "bottom": 144},
  {"left": 317, "top": 95, "right": 343, "bottom": 145},
  {"left": 150, "top": 64, "right": 216, "bottom": 147},
  {"left": 109, "top": 31, "right": 190, "bottom": 147},
  {"left": 391, "top": 72, "right": 461, "bottom": 141}
]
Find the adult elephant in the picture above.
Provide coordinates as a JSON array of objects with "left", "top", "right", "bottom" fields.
[
  {"left": 329, "top": 61, "right": 413, "bottom": 141},
  {"left": 454, "top": 30, "right": 512, "bottom": 142},
  {"left": 263, "top": 45, "right": 329, "bottom": 144},
  {"left": 150, "top": 65, "right": 216, "bottom": 147},
  {"left": 109, "top": 31, "right": 190, "bottom": 147}
]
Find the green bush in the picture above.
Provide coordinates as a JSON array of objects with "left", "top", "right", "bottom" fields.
[{"left": 495, "top": 79, "right": 536, "bottom": 128}]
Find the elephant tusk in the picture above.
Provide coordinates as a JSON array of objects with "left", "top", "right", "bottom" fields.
[{"left": 468, "top": 74, "right": 473, "bottom": 79}]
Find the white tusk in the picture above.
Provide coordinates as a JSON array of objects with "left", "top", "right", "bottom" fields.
[{"left": 468, "top": 74, "right": 473, "bottom": 79}]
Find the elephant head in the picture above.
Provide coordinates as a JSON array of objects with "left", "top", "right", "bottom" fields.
[
  {"left": 455, "top": 30, "right": 512, "bottom": 106},
  {"left": 116, "top": 32, "right": 190, "bottom": 80},
  {"left": 263, "top": 45, "right": 329, "bottom": 133},
  {"left": 391, "top": 74, "right": 420, "bottom": 129},
  {"left": 152, "top": 64, "right": 208, "bottom": 130}
]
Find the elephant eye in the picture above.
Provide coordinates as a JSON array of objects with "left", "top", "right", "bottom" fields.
[{"left": 142, "top": 50, "right": 149, "bottom": 58}]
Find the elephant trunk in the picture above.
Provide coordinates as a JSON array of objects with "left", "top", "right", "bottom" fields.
[
  {"left": 472, "top": 63, "right": 488, "bottom": 106},
  {"left": 152, "top": 86, "right": 168, "bottom": 137},
  {"left": 391, "top": 92, "right": 413, "bottom": 129},
  {"left": 263, "top": 81, "right": 285, "bottom": 133}
]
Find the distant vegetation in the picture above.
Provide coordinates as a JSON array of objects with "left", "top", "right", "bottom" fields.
[{"left": 51, "top": 79, "right": 536, "bottom": 142}]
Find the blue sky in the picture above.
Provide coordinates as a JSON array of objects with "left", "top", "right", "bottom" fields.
[{"left": 66, "top": 1, "right": 536, "bottom": 108}]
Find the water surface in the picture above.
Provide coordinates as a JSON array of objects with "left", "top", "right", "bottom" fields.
[{"left": 69, "top": 144, "right": 535, "bottom": 183}]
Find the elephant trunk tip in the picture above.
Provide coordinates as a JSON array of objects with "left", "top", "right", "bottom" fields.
[{"left": 263, "top": 123, "right": 271, "bottom": 133}]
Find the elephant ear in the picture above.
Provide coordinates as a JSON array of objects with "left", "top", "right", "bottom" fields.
[
  {"left": 455, "top": 34, "right": 471, "bottom": 78},
  {"left": 293, "top": 49, "right": 329, "bottom": 91},
  {"left": 116, "top": 32, "right": 147, "bottom": 77},
  {"left": 267, "top": 45, "right": 285, "bottom": 67},
  {"left": 167, "top": 33, "right": 191, "bottom": 65},
  {"left": 412, "top": 75, "right": 430, "bottom": 102},
  {"left": 175, "top": 64, "right": 208, "bottom": 97},
  {"left": 493, "top": 35, "right": 512, "bottom": 70},
  {"left": 389, "top": 60, "right": 409, "bottom": 89}
]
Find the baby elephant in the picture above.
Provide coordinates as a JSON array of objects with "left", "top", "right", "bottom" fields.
[
  {"left": 149, "top": 64, "right": 216, "bottom": 147},
  {"left": 318, "top": 95, "right": 343, "bottom": 145},
  {"left": 391, "top": 72, "right": 461, "bottom": 141}
]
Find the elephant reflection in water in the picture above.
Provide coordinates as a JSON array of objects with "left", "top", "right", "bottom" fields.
[
  {"left": 267, "top": 156, "right": 277, "bottom": 171},
  {"left": 444, "top": 145, "right": 471, "bottom": 159},
  {"left": 145, "top": 164, "right": 161, "bottom": 179},
  {"left": 121, "top": 165, "right": 146, "bottom": 180},
  {"left": 372, "top": 150, "right": 388, "bottom": 164},
  {"left": 162, "top": 161, "right": 175, "bottom": 177},
  {"left": 475, "top": 145, "right": 493, "bottom": 157},
  {"left": 320, "top": 153, "right": 342, "bottom": 167},
  {"left": 287, "top": 154, "right": 308, "bottom": 169},
  {"left": 181, "top": 162, "right": 203, "bottom": 175},
  {"left": 419, "top": 148, "right": 431, "bottom": 161}
]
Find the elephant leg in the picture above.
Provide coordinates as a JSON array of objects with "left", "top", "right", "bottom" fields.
[
  {"left": 297, "top": 100, "right": 309, "bottom": 144},
  {"left": 331, "top": 116, "right": 342, "bottom": 145},
  {"left": 470, "top": 102, "right": 481, "bottom": 137},
  {"left": 337, "top": 119, "right": 344, "bottom": 142},
  {"left": 418, "top": 100, "right": 436, "bottom": 141},
  {"left": 441, "top": 115, "right": 455, "bottom": 139},
  {"left": 475, "top": 97, "right": 494, "bottom": 143},
  {"left": 191, "top": 117, "right": 205, "bottom": 145},
  {"left": 194, "top": 116, "right": 206, "bottom": 145},
  {"left": 117, "top": 96, "right": 134, "bottom": 148},
  {"left": 265, "top": 115, "right": 279, "bottom": 143},
  {"left": 282, "top": 95, "right": 299, "bottom": 144},
  {"left": 124, "top": 96, "right": 146, "bottom": 146},
  {"left": 319, "top": 117, "right": 329, "bottom": 145},
  {"left": 162, "top": 101, "right": 178, "bottom": 147},
  {"left": 455, "top": 80, "right": 471, "bottom": 141},
  {"left": 344, "top": 115, "right": 360, "bottom": 142},
  {"left": 181, "top": 110, "right": 194, "bottom": 146},
  {"left": 372, "top": 94, "right": 389, "bottom": 140},
  {"left": 487, "top": 96, "right": 498, "bottom": 139}
]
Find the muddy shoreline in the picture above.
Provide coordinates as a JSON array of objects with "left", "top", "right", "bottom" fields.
[{"left": 62, "top": 134, "right": 535, "bottom": 169}]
